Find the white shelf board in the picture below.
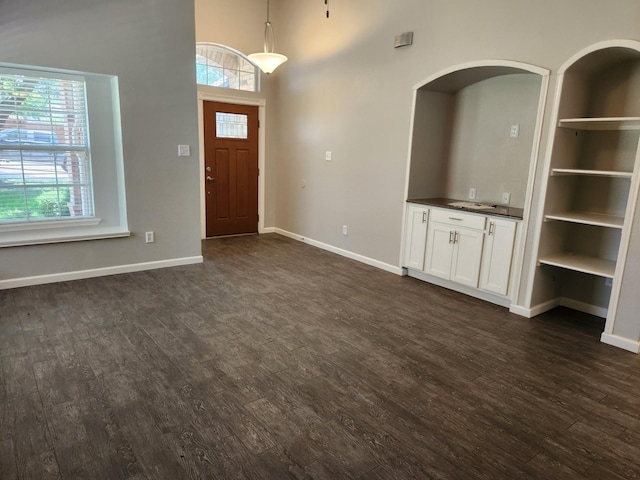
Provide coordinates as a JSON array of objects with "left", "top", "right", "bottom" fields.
[
  {"left": 544, "top": 211, "right": 625, "bottom": 228},
  {"left": 558, "top": 117, "right": 640, "bottom": 130},
  {"left": 551, "top": 168, "right": 633, "bottom": 178},
  {"left": 538, "top": 253, "right": 616, "bottom": 278}
]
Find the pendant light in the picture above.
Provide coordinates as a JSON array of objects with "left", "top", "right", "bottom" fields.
[{"left": 248, "top": 0, "right": 287, "bottom": 74}]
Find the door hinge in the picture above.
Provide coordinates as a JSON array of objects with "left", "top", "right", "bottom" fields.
[
  {"left": 257, "top": 214, "right": 260, "bottom": 222},
  {"left": 258, "top": 120, "right": 260, "bottom": 128},
  {"left": 258, "top": 168, "right": 260, "bottom": 176}
]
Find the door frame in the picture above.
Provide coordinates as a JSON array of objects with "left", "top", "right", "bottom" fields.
[{"left": 197, "top": 91, "right": 267, "bottom": 238}]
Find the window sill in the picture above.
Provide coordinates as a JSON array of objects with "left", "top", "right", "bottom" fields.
[
  {"left": 0, "top": 226, "right": 131, "bottom": 248},
  {"left": 0, "top": 217, "right": 102, "bottom": 233}
]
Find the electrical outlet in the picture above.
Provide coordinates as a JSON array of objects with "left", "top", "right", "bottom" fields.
[
  {"left": 178, "top": 145, "right": 190, "bottom": 156},
  {"left": 145, "top": 231, "right": 155, "bottom": 243},
  {"left": 468, "top": 188, "right": 477, "bottom": 200},
  {"left": 510, "top": 124, "right": 520, "bottom": 138},
  {"left": 502, "top": 192, "right": 511, "bottom": 204},
  {"left": 325, "top": 151, "right": 333, "bottom": 161},
  {"left": 342, "top": 225, "right": 348, "bottom": 235}
]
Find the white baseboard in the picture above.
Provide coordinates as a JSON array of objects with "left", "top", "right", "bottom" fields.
[
  {"left": 0, "top": 256, "right": 204, "bottom": 290},
  {"left": 261, "top": 227, "right": 276, "bottom": 234},
  {"left": 559, "top": 297, "right": 607, "bottom": 319},
  {"left": 601, "top": 333, "right": 640, "bottom": 353},
  {"left": 274, "top": 228, "right": 404, "bottom": 275},
  {"left": 517, "top": 297, "right": 607, "bottom": 319},
  {"left": 527, "top": 298, "right": 560, "bottom": 317},
  {"left": 509, "top": 304, "right": 535, "bottom": 318}
]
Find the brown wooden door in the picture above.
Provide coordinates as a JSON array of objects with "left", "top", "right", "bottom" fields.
[{"left": 204, "top": 101, "right": 259, "bottom": 237}]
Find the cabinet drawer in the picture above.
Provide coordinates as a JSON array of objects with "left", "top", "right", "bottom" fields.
[{"left": 430, "top": 208, "right": 486, "bottom": 230}]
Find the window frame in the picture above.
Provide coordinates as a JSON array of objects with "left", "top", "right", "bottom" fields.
[{"left": 0, "top": 62, "right": 129, "bottom": 248}]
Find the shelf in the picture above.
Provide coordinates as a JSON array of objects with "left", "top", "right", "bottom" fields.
[
  {"left": 544, "top": 211, "right": 625, "bottom": 228},
  {"left": 558, "top": 117, "right": 640, "bottom": 130},
  {"left": 538, "top": 253, "right": 616, "bottom": 278},
  {"left": 551, "top": 168, "right": 633, "bottom": 178}
]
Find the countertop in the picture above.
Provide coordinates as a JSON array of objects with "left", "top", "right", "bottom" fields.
[{"left": 407, "top": 197, "right": 524, "bottom": 220}]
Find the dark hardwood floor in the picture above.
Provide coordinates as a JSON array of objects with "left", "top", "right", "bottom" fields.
[{"left": 1, "top": 234, "right": 640, "bottom": 479}]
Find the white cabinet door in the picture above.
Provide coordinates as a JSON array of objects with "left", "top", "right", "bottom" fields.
[
  {"left": 479, "top": 219, "right": 517, "bottom": 296},
  {"left": 403, "top": 204, "right": 429, "bottom": 270},
  {"left": 424, "top": 222, "right": 454, "bottom": 280},
  {"left": 450, "top": 227, "right": 485, "bottom": 287}
]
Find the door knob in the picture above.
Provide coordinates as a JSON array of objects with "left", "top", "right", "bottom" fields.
[
  {"left": 206, "top": 166, "right": 211, "bottom": 172},
  {"left": 206, "top": 176, "right": 214, "bottom": 181}
]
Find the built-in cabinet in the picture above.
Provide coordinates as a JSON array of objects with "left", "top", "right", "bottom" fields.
[
  {"left": 404, "top": 203, "right": 518, "bottom": 302},
  {"left": 479, "top": 218, "right": 517, "bottom": 296},
  {"left": 403, "top": 204, "right": 429, "bottom": 270},
  {"left": 533, "top": 42, "right": 640, "bottom": 331},
  {"left": 424, "top": 209, "right": 486, "bottom": 287}
]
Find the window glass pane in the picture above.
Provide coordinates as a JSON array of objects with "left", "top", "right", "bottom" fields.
[
  {"left": 224, "top": 72, "right": 239, "bottom": 90},
  {"left": 216, "top": 112, "right": 248, "bottom": 139},
  {"left": 239, "top": 73, "right": 256, "bottom": 92},
  {"left": 0, "top": 70, "right": 93, "bottom": 222},
  {"left": 240, "top": 58, "right": 256, "bottom": 73}
]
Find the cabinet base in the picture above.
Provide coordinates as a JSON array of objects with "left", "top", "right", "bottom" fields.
[{"left": 406, "top": 268, "right": 512, "bottom": 308}]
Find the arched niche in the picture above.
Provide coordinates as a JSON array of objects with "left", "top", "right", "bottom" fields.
[
  {"left": 402, "top": 60, "right": 549, "bottom": 303},
  {"left": 405, "top": 60, "right": 549, "bottom": 206}
]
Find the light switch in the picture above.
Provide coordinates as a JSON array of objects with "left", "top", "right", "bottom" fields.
[
  {"left": 178, "top": 145, "right": 190, "bottom": 157},
  {"left": 325, "top": 151, "right": 333, "bottom": 161}
]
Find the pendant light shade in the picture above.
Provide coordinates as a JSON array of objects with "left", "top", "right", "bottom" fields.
[{"left": 248, "top": 0, "right": 287, "bottom": 74}]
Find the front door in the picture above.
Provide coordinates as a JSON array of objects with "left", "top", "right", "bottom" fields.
[{"left": 203, "top": 101, "right": 259, "bottom": 237}]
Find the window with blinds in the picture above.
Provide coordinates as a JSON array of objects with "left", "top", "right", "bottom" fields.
[{"left": 0, "top": 68, "right": 93, "bottom": 223}]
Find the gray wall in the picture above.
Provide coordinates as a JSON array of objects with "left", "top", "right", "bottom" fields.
[
  {"left": 0, "top": 0, "right": 201, "bottom": 280},
  {"left": 445, "top": 74, "right": 540, "bottom": 208}
]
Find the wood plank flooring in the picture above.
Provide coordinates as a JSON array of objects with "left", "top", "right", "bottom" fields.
[{"left": 1, "top": 233, "right": 640, "bottom": 479}]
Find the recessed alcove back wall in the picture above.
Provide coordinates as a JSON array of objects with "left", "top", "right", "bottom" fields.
[{"left": 408, "top": 70, "right": 541, "bottom": 208}]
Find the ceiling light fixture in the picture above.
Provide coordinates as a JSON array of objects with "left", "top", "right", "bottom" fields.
[{"left": 248, "top": 0, "right": 287, "bottom": 75}]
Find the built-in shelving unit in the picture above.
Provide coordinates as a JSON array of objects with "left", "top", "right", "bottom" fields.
[
  {"left": 544, "top": 211, "right": 625, "bottom": 228},
  {"left": 533, "top": 41, "right": 640, "bottom": 332},
  {"left": 558, "top": 117, "right": 640, "bottom": 131},
  {"left": 550, "top": 168, "right": 633, "bottom": 178},
  {"left": 538, "top": 253, "right": 616, "bottom": 278}
]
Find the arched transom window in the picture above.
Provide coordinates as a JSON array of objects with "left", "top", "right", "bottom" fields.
[{"left": 196, "top": 43, "right": 259, "bottom": 92}]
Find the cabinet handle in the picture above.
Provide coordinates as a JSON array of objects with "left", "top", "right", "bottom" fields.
[
  {"left": 448, "top": 217, "right": 463, "bottom": 221},
  {"left": 449, "top": 231, "right": 454, "bottom": 244},
  {"left": 489, "top": 222, "right": 495, "bottom": 236},
  {"left": 422, "top": 211, "right": 427, "bottom": 223},
  {"left": 454, "top": 231, "right": 459, "bottom": 244}
]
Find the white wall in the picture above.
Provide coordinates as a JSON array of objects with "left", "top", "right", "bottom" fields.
[{"left": 0, "top": 0, "right": 201, "bottom": 281}]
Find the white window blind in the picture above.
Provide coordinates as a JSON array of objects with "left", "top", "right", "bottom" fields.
[{"left": 0, "top": 68, "right": 93, "bottom": 223}]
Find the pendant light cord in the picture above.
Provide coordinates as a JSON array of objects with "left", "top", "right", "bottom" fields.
[{"left": 263, "top": 0, "right": 275, "bottom": 53}]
